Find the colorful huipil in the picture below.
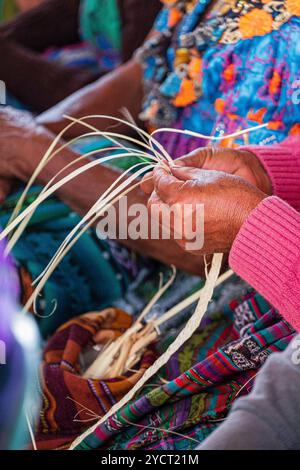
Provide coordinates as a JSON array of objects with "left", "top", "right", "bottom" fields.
[{"left": 139, "top": 0, "right": 300, "bottom": 158}]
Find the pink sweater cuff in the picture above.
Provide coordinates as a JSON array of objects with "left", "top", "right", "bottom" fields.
[
  {"left": 229, "top": 196, "right": 300, "bottom": 332},
  {"left": 242, "top": 140, "right": 300, "bottom": 212}
]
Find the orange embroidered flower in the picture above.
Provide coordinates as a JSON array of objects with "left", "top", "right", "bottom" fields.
[
  {"left": 289, "top": 123, "right": 300, "bottom": 135},
  {"left": 174, "top": 48, "right": 190, "bottom": 67},
  {"left": 168, "top": 7, "right": 183, "bottom": 27},
  {"left": 223, "top": 64, "right": 235, "bottom": 82},
  {"left": 247, "top": 108, "right": 267, "bottom": 124},
  {"left": 269, "top": 70, "right": 281, "bottom": 95},
  {"left": 286, "top": 0, "right": 300, "bottom": 16},
  {"left": 219, "top": 137, "right": 234, "bottom": 148},
  {"left": 268, "top": 121, "right": 282, "bottom": 130},
  {"left": 215, "top": 98, "right": 226, "bottom": 114},
  {"left": 239, "top": 9, "right": 273, "bottom": 39},
  {"left": 188, "top": 56, "right": 202, "bottom": 81},
  {"left": 173, "top": 79, "right": 197, "bottom": 107}
]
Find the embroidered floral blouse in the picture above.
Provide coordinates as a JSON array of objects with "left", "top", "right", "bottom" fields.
[{"left": 139, "top": 0, "right": 300, "bottom": 158}]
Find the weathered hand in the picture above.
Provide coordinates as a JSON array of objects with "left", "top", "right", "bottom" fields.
[
  {"left": 141, "top": 147, "right": 272, "bottom": 196},
  {"left": 148, "top": 165, "right": 266, "bottom": 255},
  {"left": 0, "top": 107, "right": 56, "bottom": 196}
]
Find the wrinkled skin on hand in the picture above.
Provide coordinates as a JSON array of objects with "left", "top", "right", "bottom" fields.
[
  {"left": 144, "top": 164, "right": 267, "bottom": 255},
  {"left": 0, "top": 107, "right": 55, "bottom": 202}
]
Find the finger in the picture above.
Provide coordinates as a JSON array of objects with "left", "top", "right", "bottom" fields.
[
  {"left": 172, "top": 166, "right": 227, "bottom": 187},
  {"left": 147, "top": 191, "right": 176, "bottom": 238},
  {"left": 152, "top": 165, "right": 183, "bottom": 203},
  {"left": 147, "top": 191, "right": 164, "bottom": 227},
  {"left": 175, "top": 147, "right": 212, "bottom": 168},
  {"left": 171, "top": 165, "right": 206, "bottom": 181},
  {"left": 140, "top": 170, "right": 154, "bottom": 195}
]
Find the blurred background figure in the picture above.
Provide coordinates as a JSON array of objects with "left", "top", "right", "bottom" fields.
[
  {"left": 0, "top": 0, "right": 44, "bottom": 22},
  {"left": 0, "top": 0, "right": 161, "bottom": 111},
  {"left": 15, "top": 0, "right": 45, "bottom": 12}
]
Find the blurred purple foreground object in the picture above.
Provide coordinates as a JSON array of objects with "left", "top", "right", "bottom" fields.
[{"left": 0, "top": 232, "right": 40, "bottom": 450}]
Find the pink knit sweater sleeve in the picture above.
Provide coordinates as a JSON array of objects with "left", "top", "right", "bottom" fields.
[
  {"left": 229, "top": 196, "right": 300, "bottom": 332},
  {"left": 242, "top": 136, "right": 300, "bottom": 211}
]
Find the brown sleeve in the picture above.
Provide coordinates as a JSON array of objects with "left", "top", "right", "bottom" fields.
[
  {"left": 0, "top": 0, "right": 80, "bottom": 51},
  {"left": 118, "top": 0, "right": 161, "bottom": 62}
]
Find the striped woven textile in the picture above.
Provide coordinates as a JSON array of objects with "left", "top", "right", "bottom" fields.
[
  {"left": 35, "top": 308, "right": 157, "bottom": 450},
  {"left": 74, "top": 293, "right": 295, "bottom": 450}
]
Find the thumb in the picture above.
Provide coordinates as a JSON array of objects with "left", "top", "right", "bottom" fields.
[
  {"left": 176, "top": 147, "right": 213, "bottom": 168},
  {"left": 153, "top": 165, "right": 183, "bottom": 203}
]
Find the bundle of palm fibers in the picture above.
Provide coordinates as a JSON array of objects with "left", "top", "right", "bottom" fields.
[{"left": 35, "top": 308, "right": 157, "bottom": 450}]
